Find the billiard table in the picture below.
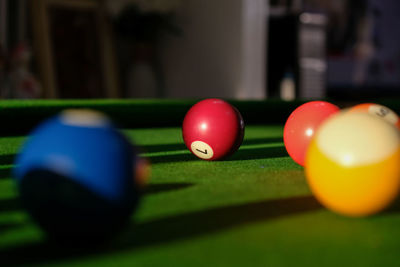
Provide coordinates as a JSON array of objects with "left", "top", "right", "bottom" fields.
[{"left": 1, "top": 98, "right": 400, "bottom": 266}]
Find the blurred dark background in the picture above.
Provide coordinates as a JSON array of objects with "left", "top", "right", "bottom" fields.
[{"left": 0, "top": 0, "right": 399, "bottom": 100}]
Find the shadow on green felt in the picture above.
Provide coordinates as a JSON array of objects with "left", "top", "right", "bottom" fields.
[
  {"left": 227, "top": 145, "right": 288, "bottom": 161},
  {"left": 0, "top": 154, "right": 16, "bottom": 165},
  {"left": 0, "top": 183, "right": 193, "bottom": 214},
  {"left": 139, "top": 143, "right": 187, "bottom": 154},
  {"left": 241, "top": 137, "right": 283, "bottom": 146},
  {"left": 145, "top": 153, "right": 194, "bottom": 164},
  {"left": 382, "top": 194, "right": 400, "bottom": 214},
  {"left": 0, "top": 154, "right": 16, "bottom": 180},
  {"left": 0, "top": 222, "right": 23, "bottom": 232},
  {"left": 146, "top": 144, "right": 287, "bottom": 164},
  {"left": 0, "top": 197, "right": 21, "bottom": 213},
  {"left": 0, "top": 166, "right": 13, "bottom": 179},
  {"left": 138, "top": 137, "right": 283, "bottom": 155},
  {"left": 144, "top": 182, "right": 193, "bottom": 195},
  {"left": 0, "top": 195, "right": 322, "bottom": 266},
  {"left": 121, "top": 195, "right": 321, "bottom": 247}
]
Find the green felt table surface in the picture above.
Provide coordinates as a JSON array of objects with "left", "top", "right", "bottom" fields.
[{"left": 1, "top": 99, "right": 400, "bottom": 266}]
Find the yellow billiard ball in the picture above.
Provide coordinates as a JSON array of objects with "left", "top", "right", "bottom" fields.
[{"left": 305, "top": 112, "right": 400, "bottom": 217}]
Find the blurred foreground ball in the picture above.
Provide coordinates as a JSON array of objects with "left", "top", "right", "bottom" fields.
[
  {"left": 305, "top": 112, "right": 400, "bottom": 217},
  {"left": 14, "top": 109, "right": 140, "bottom": 242}
]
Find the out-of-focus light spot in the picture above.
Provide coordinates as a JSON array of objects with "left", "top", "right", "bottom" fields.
[
  {"left": 305, "top": 128, "right": 314, "bottom": 137},
  {"left": 201, "top": 123, "right": 207, "bottom": 130},
  {"left": 341, "top": 154, "right": 354, "bottom": 166}
]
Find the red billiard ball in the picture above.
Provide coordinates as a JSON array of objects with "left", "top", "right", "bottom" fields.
[
  {"left": 283, "top": 101, "right": 340, "bottom": 166},
  {"left": 182, "top": 99, "right": 244, "bottom": 160}
]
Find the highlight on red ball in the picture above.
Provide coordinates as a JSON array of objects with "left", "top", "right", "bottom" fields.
[
  {"left": 283, "top": 101, "right": 340, "bottom": 166},
  {"left": 182, "top": 98, "right": 245, "bottom": 161}
]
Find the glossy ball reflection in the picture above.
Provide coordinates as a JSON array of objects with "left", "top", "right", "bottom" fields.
[
  {"left": 182, "top": 99, "right": 244, "bottom": 160},
  {"left": 283, "top": 101, "right": 340, "bottom": 166}
]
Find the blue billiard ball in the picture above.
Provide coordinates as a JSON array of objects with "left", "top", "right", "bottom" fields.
[{"left": 14, "top": 109, "right": 140, "bottom": 243}]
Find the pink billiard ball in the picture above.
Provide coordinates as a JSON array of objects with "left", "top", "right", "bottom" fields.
[
  {"left": 182, "top": 99, "right": 244, "bottom": 160},
  {"left": 283, "top": 101, "right": 340, "bottom": 166}
]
